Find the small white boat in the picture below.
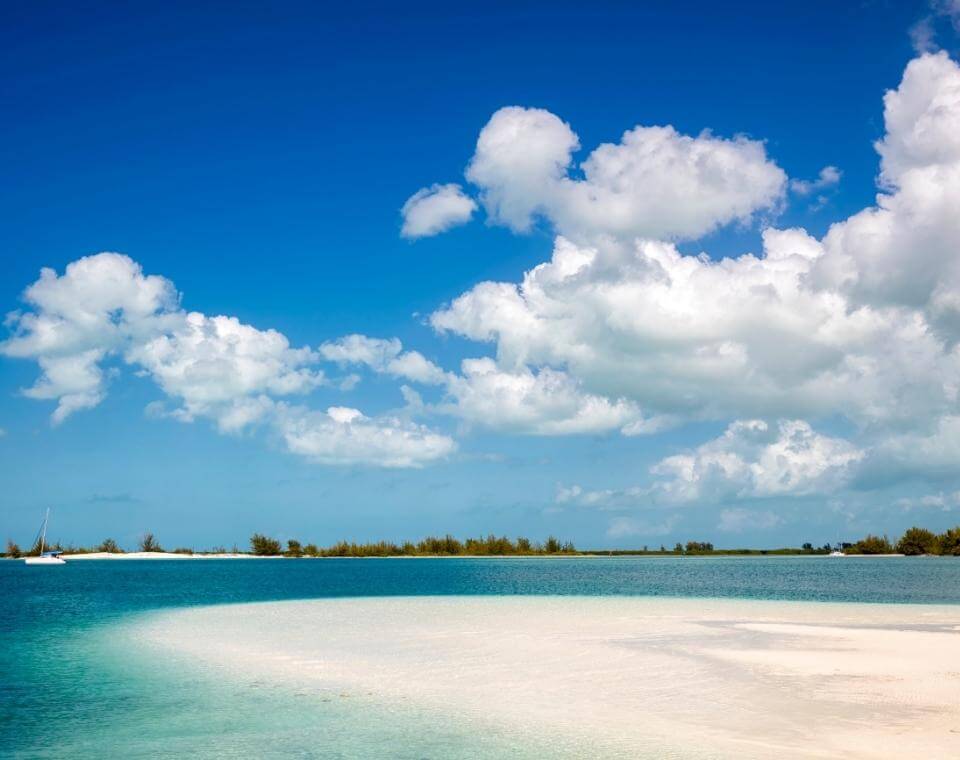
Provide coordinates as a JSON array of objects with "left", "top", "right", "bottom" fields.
[
  {"left": 24, "top": 509, "right": 66, "bottom": 565},
  {"left": 829, "top": 550, "right": 845, "bottom": 557}
]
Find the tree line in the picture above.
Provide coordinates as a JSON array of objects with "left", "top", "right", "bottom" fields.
[
  {"left": 249, "top": 533, "right": 577, "bottom": 557},
  {"left": 844, "top": 526, "right": 960, "bottom": 555},
  {"left": 5, "top": 525, "right": 960, "bottom": 558}
]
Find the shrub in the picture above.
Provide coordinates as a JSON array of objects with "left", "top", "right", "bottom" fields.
[
  {"left": 97, "top": 538, "right": 122, "bottom": 553},
  {"left": 250, "top": 533, "right": 282, "bottom": 556},
  {"left": 139, "top": 533, "right": 163, "bottom": 552},
  {"left": 5, "top": 539, "right": 21, "bottom": 558},
  {"left": 939, "top": 527, "right": 960, "bottom": 556},
  {"left": 896, "top": 527, "right": 940, "bottom": 555},
  {"left": 303, "top": 543, "right": 319, "bottom": 557},
  {"left": 285, "top": 540, "right": 304, "bottom": 558},
  {"left": 417, "top": 535, "right": 463, "bottom": 555},
  {"left": 851, "top": 534, "right": 893, "bottom": 554}
]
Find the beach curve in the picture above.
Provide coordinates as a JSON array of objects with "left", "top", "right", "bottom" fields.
[{"left": 128, "top": 596, "right": 960, "bottom": 759}]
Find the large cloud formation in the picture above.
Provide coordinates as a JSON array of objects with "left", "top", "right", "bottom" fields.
[
  {"left": 8, "top": 52, "right": 960, "bottom": 502},
  {"left": 418, "top": 52, "right": 960, "bottom": 499},
  {"left": 1, "top": 254, "right": 455, "bottom": 467},
  {"left": 465, "top": 106, "right": 786, "bottom": 241}
]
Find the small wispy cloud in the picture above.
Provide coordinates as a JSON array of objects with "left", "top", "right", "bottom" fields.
[
  {"left": 911, "top": 1, "right": 960, "bottom": 53},
  {"left": 895, "top": 492, "right": 959, "bottom": 512},
  {"left": 606, "top": 515, "right": 679, "bottom": 539},
  {"left": 555, "top": 483, "right": 648, "bottom": 510},
  {"left": 717, "top": 508, "right": 782, "bottom": 534},
  {"left": 789, "top": 165, "right": 841, "bottom": 197},
  {"left": 87, "top": 493, "right": 141, "bottom": 504}
]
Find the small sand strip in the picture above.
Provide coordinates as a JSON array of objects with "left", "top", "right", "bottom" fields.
[
  {"left": 132, "top": 596, "right": 960, "bottom": 759},
  {"left": 61, "top": 552, "right": 266, "bottom": 560}
]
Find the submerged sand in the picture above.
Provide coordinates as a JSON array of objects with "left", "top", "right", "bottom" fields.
[{"left": 132, "top": 596, "right": 960, "bottom": 759}]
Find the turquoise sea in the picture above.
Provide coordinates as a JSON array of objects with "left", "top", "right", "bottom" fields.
[{"left": 3, "top": 556, "right": 960, "bottom": 759}]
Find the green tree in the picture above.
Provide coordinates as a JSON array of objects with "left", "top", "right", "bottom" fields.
[
  {"left": 97, "top": 538, "right": 122, "bottom": 553},
  {"left": 303, "top": 543, "right": 319, "bottom": 557},
  {"left": 851, "top": 534, "right": 893, "bottom": 554},
  {"left": 896, "top": 527, "right": 940, "bottom": 555},
  {"left": 939, "top": 527, "right": 960, "bottom": 556},
  {"left": 139, "top": 533, "right": 163, "bottom": 552},
  {"left": 5, "top": 539, "right": 21, "bottom": 558},
  {"left": 250, "top": 533, "right": 282, "bottom": 556},
  {"left": 544, "top": 536, "right": 562, "bottom": 553},
  {"left": 285, "top": 539, "right": 304, "bottom": 558}
]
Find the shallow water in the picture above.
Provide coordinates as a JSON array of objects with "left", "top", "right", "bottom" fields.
[{"left": 3, "top": 556, "right": 960, "bottom": 758}]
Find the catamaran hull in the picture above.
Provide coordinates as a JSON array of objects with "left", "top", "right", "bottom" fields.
[{"left": 24, "top": 556, "right": 66, "bottom": 565}]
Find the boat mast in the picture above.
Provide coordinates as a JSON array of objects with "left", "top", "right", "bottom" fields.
[{"left": 39, "top": 508, "right": 49, "bottom": 555}]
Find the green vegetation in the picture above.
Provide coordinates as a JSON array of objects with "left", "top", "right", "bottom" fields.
[
  {"left": 284, "top": 540, "right": 303, "bottom": 558},
  {"left": 941, "top": 527, "right": 960, "bottom": 556},
  {"left": 138, "top": 533, "right": 163, "bottom": 552},
  {"left": 6, "top": 524, "right": 960, "bottom": 558},
  {"left": 849, "top": 534, "right": 893, "bottom": 554},
  {"left": 98, "top": 538, "right": 122, "bottom": 553},
  {"left": 895, "top": 527, "right": 939, "bottom": 555},
  {"left": 250, "top": 533, "right": 282, "bottom": 556},
  {"left": 248, "top": 533, "right": 577, "bottom": 557}
]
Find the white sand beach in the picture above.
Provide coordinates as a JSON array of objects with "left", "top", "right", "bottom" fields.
[
  {"left": 61, "top": 552, "right": 266, "bottom": 560},
  {"left": 132, "top": 596, "right": 960, "bottom": 759}
]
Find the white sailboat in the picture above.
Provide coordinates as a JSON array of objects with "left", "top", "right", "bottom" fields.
[
  {"left": 24, "top": 509, "right": 66, "bottom": 565},
  {"left": 829, "top": 537, "right": 845, "bottom": 557}
]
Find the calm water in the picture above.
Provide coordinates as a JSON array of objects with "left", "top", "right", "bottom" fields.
[{"left": 2, "top": 556, "right": 960, "bottom": 758}]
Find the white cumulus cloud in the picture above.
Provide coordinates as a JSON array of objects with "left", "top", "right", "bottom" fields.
[
  {"left": 275, "top": 404, "right": 456, "bottom": 468},
  {"left": 429, "top": 54, "right": 960, "bottom": 464},
  {"left": 401, "top": 183, "right": 476, "bottom": 239},
  {"left": 463, "top": 106, "right": 786, "bottom": 242},
  {"left": 442, "top": 358, "right": 639, "bottom": 435},
  {"left": 2, "top": 254, "right": 454, "bottom": 468},
  {"left": 128, "top": 312, "right": 323, "bottom": 432},
  {"left": 650, "top": 420, "right": 864, "bottom": 504},
  {"left": 320, "top": 334, "right": 446, "bottom": 385}
]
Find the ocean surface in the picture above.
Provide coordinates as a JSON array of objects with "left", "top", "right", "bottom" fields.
[{"left": 3, "top": 556, "right": 960, "bottom": 759}]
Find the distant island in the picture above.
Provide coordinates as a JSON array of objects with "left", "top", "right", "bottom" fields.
[{"left": 4, "top": 525, "right": 960, "bottom": 558}]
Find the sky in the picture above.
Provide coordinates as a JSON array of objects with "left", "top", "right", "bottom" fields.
[{"left": 3, "top": 0, "right": 960, "bottom": 550}]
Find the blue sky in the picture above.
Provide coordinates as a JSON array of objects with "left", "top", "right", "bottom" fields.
[{"left": 3, "top": 0, "right": 960, "bottom": 550}]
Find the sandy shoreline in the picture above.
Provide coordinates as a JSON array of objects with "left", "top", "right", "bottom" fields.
[
  {"left": 53, "top": 552, "right": 913, "bottom": 560},
  {"left": 131, "top": 596, "right": 960, "bottom": 759},
  {"left": 60, "top": 551, "right": 265, "bottom": 560}
]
